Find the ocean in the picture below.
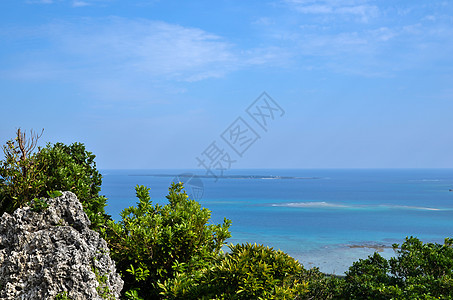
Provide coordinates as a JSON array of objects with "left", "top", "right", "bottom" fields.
[{"left": 100, "top": 169, "right": 453, "bottom": 274}]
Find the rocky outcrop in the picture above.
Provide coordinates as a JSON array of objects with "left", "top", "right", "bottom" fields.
[{"left": 0, "top": 191, "right": 123, "bottom": 299}]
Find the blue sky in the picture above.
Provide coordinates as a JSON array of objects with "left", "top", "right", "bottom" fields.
[{"left": 1, "top": 0, "right": 452, "bottom": 169}]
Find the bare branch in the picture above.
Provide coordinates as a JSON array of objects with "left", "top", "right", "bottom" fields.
[{"left": 16, "top": 128, "right": 44, "bottom": 162}]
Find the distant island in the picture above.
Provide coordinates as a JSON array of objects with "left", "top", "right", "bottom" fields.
[{"left": 129, "top": 173, "right": 321, "bottom": 180}]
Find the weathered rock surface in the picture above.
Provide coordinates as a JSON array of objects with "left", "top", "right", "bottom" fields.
[{"left": 0, "top": 191, "right": 123, "bottom": 299}]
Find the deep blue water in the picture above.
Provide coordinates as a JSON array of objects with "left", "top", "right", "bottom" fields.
[{"left": 100, "top": 169, "right": 453, "bottom": 274}]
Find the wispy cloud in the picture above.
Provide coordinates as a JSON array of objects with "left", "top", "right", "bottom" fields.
[
  {"left": 26, "top": 0, "right": 105, "bottom": 6},
  {"left": 72, "top": 1, "right": 90, "bottom": 7},
  {"left": 26, "top": 0, "right": 54, "bottom": 4},
  {"left": 261, "top": 1, "right": 453, "bottom": 75},
  {"left": 6, "top": 2, "right": 453, "bottom": 88},
  {"left": 49, "top": 18, "right": 238, "bottom": 80},
  {"left": 1, "top": 17, "right": 285, "bottom": 105},
  {"left": 290, "top": 25, "right": 453, "bottom": 76},
  {"left": 284, "top": 0, "right": 379, "bottom": 22},
  {"left": 4, "top": 17, "right": 287, "bottom": 82}
]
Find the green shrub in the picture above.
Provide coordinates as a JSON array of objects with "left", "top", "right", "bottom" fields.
[
  {"left": 165, "top": 243, "right": 309, "bottom": 299},
  {"left": 0, "top": 129, "right": 46, "bottom": 213},
  {"left": 342, "top": 237, "right": 453, "bottom": 299},
  {"left": 210, "top": 243, "right": 307, "bottom": 299},
  {"left": 295, "top": 267, "right": 344, "bottom": 300},
  {"left": 0, "top": 129, "right": 108, "bottom": 229},
  {"left": 104, "top": 183, "right": 232, "bottom": 299},
  {"left": 35, "top": 142, "right": 109, "bottom": 229}
]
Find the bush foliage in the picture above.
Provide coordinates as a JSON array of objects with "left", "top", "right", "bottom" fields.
[
  {"left": 0, "top": 129, "right": 46, "bottom": 213},
  {"left": 158, "top": 242, "right": 309, "bottom": 299},
  {"left": 36, "top": 142, "right": 109, "bottom": 229},
  {"left": 104, "top": 183, "right": 232, "bottom": 299},
  {"left": 342, "top": 237, "right": 453, "bottom": 299},
  {"left": 0, "top": 129, "right": 108, "bottom": 229},
  {"left": 194, "top": 243, "right": 307, "bottom": 299}
]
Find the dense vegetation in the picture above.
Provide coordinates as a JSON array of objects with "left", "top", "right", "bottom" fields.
[
  {"left": 1, "top": 129, "right": 453, "bottom": 299},
  {"left": 341, "top": 237, "right": 453, "bottom": 299},
  {"left": 0, "top": 129, "right": 108, "bottom": 229},
  {"left": 104, "top": 184, "right": 231, "bottom": 299}
]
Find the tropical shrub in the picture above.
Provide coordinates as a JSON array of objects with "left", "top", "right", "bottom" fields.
[
  {"left": 35, "top": 142, "right": 109, "bottom": 229},
  {"left": 0, "top": 129, "right": 108, "bottom": 229},
  {"left": 207, "top": 243, "right": 308, "bottom": 299},
  {"left": 163, "top": 242, "right": 310, "bottom": 299},
  {"left": 104, "top": 183, "right": 232, "bottom": 299},
  {"left": 296, "top": 267, "right": 344, "bottom": 300},
  {"left": 0, "top": 129, "right": 46, "bottom": 213},
  {"left": 342, "top": 236, "right": 453, "bottom": 299}
]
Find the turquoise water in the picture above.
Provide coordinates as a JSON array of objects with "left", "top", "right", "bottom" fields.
[{"left": 100, "top": 169, "right": 453, "bottom": 274}]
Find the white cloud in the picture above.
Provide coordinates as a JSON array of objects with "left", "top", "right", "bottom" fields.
[
  {"left": 6, "top": 2, "right": 453, "bottom": 88},
  {"left": 267, "top": 1, "right": 453, "bottom": 76},
  {"left": 72, "top": 1, "right": 90, "bottom": 7},
  {"left": 369, "top": 27, "right": 397, "bottom": 42},
  {"left": 26, "top": 0, "right": 54, "bottom": 3},
  {"left": 284, "top": 0, "right": 379, "bottom": 22},
  {"left": 6, "top": 17, "right": 287, "bottom": 84},
  {"left": 26, "top": 0, "right": 106, "bottom": 6},
  {"left": 337, "top": 5, "right": 378, "bottom": 22},
  {"left": 297, "top": 31, "right": 369, "bottom": 57},
  {"left": 47, "top": 18, "right": 238, "bottom": 80},
  {"left": 296, "top": 4, "right": 333, "bottom": 14},
  {"left": 1, "top": 17, "right": 287, "bottom": 105},
  {"left": 423, "top": 15, "right": 436, "bottom": 22},
  {"left": 252, "top": 17, "right": 275, "bottom": 26}
]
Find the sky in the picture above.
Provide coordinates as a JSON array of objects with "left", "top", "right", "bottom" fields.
[{"left": 1, "top": 0, "right": 452, "bottom": 170}]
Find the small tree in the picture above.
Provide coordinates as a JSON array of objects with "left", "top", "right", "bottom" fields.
[{"left": 0, "top": 128, "right": 45, "bottom": 213}]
